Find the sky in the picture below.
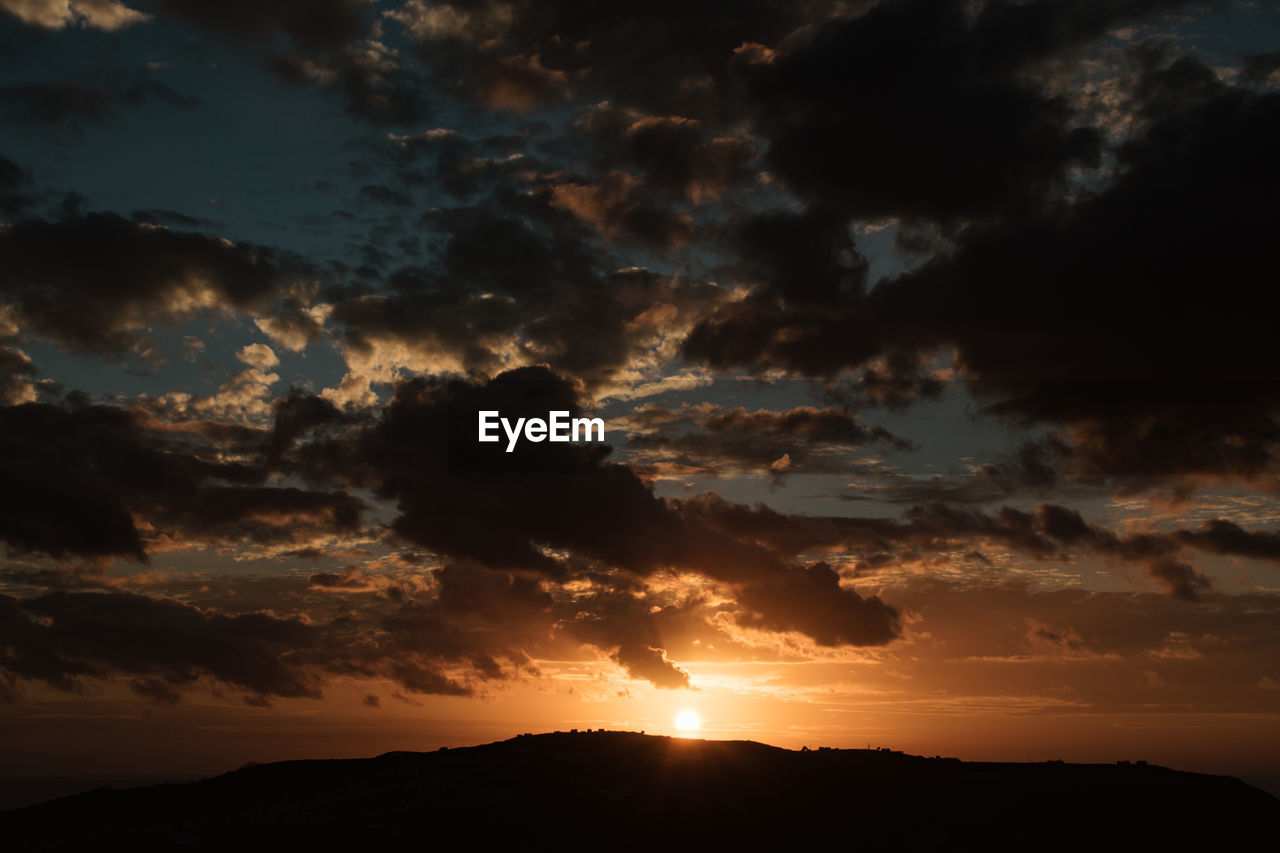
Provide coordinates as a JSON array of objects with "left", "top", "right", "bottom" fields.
[{"left": 1, "top": 0, "right": 1279, "bottom": 782}]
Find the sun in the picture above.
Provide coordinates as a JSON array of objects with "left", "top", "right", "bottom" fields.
[{"left": 674, "top": 710, "right": 701, "bottom": 732}]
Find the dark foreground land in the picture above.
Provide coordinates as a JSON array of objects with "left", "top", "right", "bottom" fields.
[{"left": 4, "top": 731, "right": 1276, "bottom": 851}]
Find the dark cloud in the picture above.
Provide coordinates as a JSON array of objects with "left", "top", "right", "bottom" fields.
[
  {"left": 372, "top": 562, "right": 554, "bottom": 692},
  {"left": 308, "top": 569, "right": 366, "bottom": 588},
  {"left": 681, "top": 204, "right": 880, "bottom": 374},
  {"left": 149, "top": 0, "right": 367, "bottom": 49},
  {"left": 432, "top": 142, "right": 541, "bottom": 199},
  {"left": 3, "top": 0, "right": 1275, "bottom": 728},
  {"left": 836, "top": 447, "right": 1062, "bottom": 506},
  {"left": 362, "top": 366, "right": 785, "bottom": 581},
  {"left": 0, "top": 211, "right": 303, "bottom": 354},
  {"left": 1141, "top": 557, "right": 1212, "bottom": 603},
  {"left": 329, "top": 276, "right": 521, "bottom": 378},
  {"left": 355, "top": 368, "right": 904, "bottom": 653},
  {"left": 721, "top": 205, "right": 867, "bottom": 306},
  {"left": 572, "top": 103, "right": 755, "bottom": 201},
  {"left": 546, "top": 171, "right": 695, "bottom": 250},
  {"left": 681, "top": 491, "right": 906, "bottom": 558},
  {"left": 1176, "top": 520, "right": 1280, "bottom": 564},
  {"left": 265, "top": 389, "right": 349, "bottom": 466},
  {"left": 0, "top": 564, "right": 543, "bottom": 700},
  {"left": 611, "top": 643, "right": 690, "bottom": 688},
  {"left": 0, "top": 401, "right": 362, "bottom": 561},
  {"left": 0, "top": 403, "right": 150, "bottom": 561},
  {"left": 1126, "top": 40, "right": 1227, "bottom": 125},
  {"left": 330, "top": 205, "right": 726, "bottom": 383},
  {"left": 742, "top": 0, "right": 1192, "bottom": 222},
  {"left": 270, "top": 48, "right": 432, "bottom": 126},
  {"left": 428, "top": 205, "right": 597, "bottom": 296},
  {"left": 685, "top": 494, "right": 1220, "bottom": 600},
  {"left": 625, "top": 402, "right": 910, "bottom": 477},
  {"left": 684, "top": 53, "right": 1280, "bottom": 493},
  {"left": 560, "top": 584, "right": 699, "bottom": 688},
  {"left": 0, "top": 590, "right": 321, "bottom": 700},
  {"left": 130, "top": 676, "right": 184, "bottom": 704},
  {"left": 0, "top": 345, "right": 36, "bottom": 405},
  {"left": 0, "top": 75, "right": 198, "bottom": 130},
  {"left": 738, "top": 561, "right": 899, "bottom": 646},
  {"left": 391, "top": 0, "right": 824, "bottom": 120},
  {"left": 1240, "top": 49, "right": 1280, "bottom": 86},
  {"left": 5, "top": 467, "right": 1271, "bottom": 701},
  {"left": 131, "top": 208, "right": 221, "bottom": 229},
  {"left": 146, "top": 484, "right": 362, "bottom": 549},
  {"left": 0, "top": 153, "right": 35, "bottom": 215}
]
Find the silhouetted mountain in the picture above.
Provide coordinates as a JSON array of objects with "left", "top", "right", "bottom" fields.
[{"left": 4, "top": 731, "right": 1276, "bottom": 851}]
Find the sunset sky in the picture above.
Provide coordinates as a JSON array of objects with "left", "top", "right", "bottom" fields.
[{"left": 1, "top": 0, "right": 1279, "bottom": 783}]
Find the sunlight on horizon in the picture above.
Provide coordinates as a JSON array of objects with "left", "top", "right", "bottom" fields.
[{"left": 674, "top": 710, "right": 701, "bottom": 732}]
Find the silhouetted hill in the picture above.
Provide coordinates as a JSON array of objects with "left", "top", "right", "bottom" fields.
[{"left": 4, "top": 731, "right": 1276, "bottom": 851}]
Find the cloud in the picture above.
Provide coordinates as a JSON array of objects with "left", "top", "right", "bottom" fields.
[
  {"left": 685, "top": 494, "right": 1223, "bottom": 600},
  {"left": 373, "top": 562, "right": 554, "bottom": 693},
  {"left": 0, "top": 404, "right": 150, "bottom": 561},
  {"left": 0, "top": 345, "right": 37, "bottom": 405},
  {"left": 4, "top": 0, "right": 1277, "bottom": 717},
  {"left": 431, "top": 143, "right": 541, "bottom": 199},
  {"left": 0, "top": 154, "right": 35, "bottom": 216},
  {"left": 390, "top": 0, "right": 817, "bottom": 120},
  {"left": 147, "top": 0, "right": 367, "bottom": 49},
  {"left": 3, "top": 562, "right": 1276, "bottom": 714},
  {"left": 0, "top": 75, "right": 198, "bottom": 131},
  {"left": 264, "top": 388, "right": 351, "bottom": 468},
  {"left": 683, "top": 52, "right": 1280, "bottom": 495},
  {"left": 572, "top": 103, "right": 755, "bottom": 202},
  {"left": 355, "top": 368, "right": 903, "bottom": 654},
  {"left": 237, "top": 343, "right": 279, "bottom": 371},
  {"left": 361, "top": 366, "right": 783, "bottom": 580},
  {"left": 0, "top": 401, "right": 362, "bottom": 561},
  {"left": 1176, "top": 521, "right": 1280, "bottom": 565},
  {"left": 0, "top": 212, "right": 306, "bottom": 355},
  {"left": 624, "top": 402, "right": 909, "bottom": 478},
  {"left": 548, "top": 171, "right": 694, "bottom": 250},
  {"left": 254, "top": 304, "right": 329, "bottom": 352},
  {"left": 610, "top": 643, "right": 690, "bottom": 689},
  {"left": 131, "top": 208, "right": 222, "bottom": 229},
  {"left": 270, "top": 40, "right": 432, "bottom": 126},
  {"left": 0, "top": 0, "right": 149, "bottom": 31},
  {"left": 328, "top": 206, "right": 727, "bottom": 387},
  {"left": 0, "top": 590, "right": 321, "bottom": 700},
  {"left": 740, "top": 1, "right": 1195, "bottom": 223},
  {"left": 882, "top": 579, "right": 1280, "bottom": 714},
  {"left": 738, "top": 561, "right": 899, "bottom": 646},
  {"left": 1242, "top": 50, "right": 1280, "bottom": 86}
]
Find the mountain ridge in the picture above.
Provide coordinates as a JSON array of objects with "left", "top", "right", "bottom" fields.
[{"left": 5, "top": 730, "right": 1276, "bottom": 850}]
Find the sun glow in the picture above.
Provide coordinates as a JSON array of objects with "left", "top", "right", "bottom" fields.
[{"left": 674, "top": 710, "right": 701, "bottom": 732}]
